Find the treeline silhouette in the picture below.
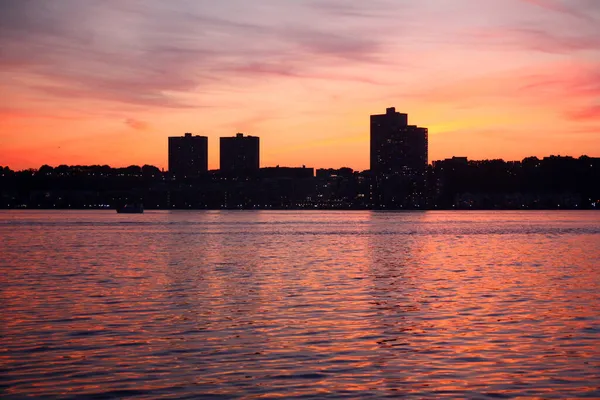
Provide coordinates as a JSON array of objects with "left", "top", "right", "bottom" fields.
[
  {"left": 432, "top": 156, "right": 599, "bottom": 209},
  {"left": 1, "top": 155, "right": 598, "bottom": 209}
]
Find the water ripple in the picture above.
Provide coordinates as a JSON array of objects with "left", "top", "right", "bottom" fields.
[{"left": 1, "top": 210, "right": 599, "bottom": 398}]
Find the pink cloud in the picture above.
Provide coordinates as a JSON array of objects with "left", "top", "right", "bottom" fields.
[
  {"left": 566, "top": 105, "right": 600, "bottom": 121},
  {"left": 125, "top": 118, "right": 150, "bottom": 131},
  {"left": 519, "top": 0, "right": 591, "bottom": 20}
]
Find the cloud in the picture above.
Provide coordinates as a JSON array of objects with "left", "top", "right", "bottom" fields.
[
  {"left": 0, "top": 0, "right": 396, "bottom": 109},
  {"left": 0, "top": 1, "right": 219, "bottom": 108},
  {"left": 518, "top": 0, "right": 600, "bottom": 23},
  {"left": 517, "top": 66, "right": 600, "bottom": 99},
  {"left": 513, "top": 28, "right": 599, "bottom": 53},
  {"left": 307, "top": 0, "right": 404, "bottom": 19},
  {"left": 519, "top": 0, "right": 589, "bottom": 20},
  {"left": 453, "top": 0, "right": 599, "bottom": 55},
  {"left": 470, "top": 26, "right": 600, "bottom": 54},
  {"left": 401, "top": 60, "right": 600, "bottom": 124},
  {"left": 125, "top": 118, "right": 150, "bottom": 131},
  {"left": 226, "top": 62, "right": 381, "bottom": 85},
  {"left": 566, "top": 105, "right": 600, "bottom": 122},
  {"left": 0, "top": 107, "right": 84, "bottom": 121},
  {"left": 288, "top": 28, "right": 382, "bottom": 62}
]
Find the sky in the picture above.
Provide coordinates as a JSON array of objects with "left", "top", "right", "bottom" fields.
[{"left": 1, "top": 0, "right": 599, "bottom": 171}]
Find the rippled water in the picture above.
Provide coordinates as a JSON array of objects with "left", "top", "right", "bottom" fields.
[{"left": 1, "top": 211, "right": 599, "bottom": 398}]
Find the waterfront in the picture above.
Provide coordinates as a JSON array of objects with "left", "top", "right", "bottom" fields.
[{"left": 1, "top": 211, "right": 599, "bottom": 398}]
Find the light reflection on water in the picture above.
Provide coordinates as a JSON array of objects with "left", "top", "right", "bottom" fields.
[{"left": 1, "top": 210, "right": 599, "bottom": 398}]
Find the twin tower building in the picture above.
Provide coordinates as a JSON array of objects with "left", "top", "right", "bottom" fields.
[
  {"left": 168, "top": 107, "right": 428, "bottom": 180},
  {"left": 168, "top": 133, "right": 259, "bottom": 178}
]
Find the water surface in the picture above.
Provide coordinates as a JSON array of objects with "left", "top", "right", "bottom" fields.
[{"left": 1, "top": 211, "right": 599, "bottom": 398}]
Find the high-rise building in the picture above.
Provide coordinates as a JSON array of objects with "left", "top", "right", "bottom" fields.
[
  {"left": 370, "top": 107, "right": 428, "bottom": 175},
  {"left": 168, "top": 133, "right": 208, "bottom": 178},
  {"left": 220, "top": 133, "right": 260, "bottom": 174},
  {"left": 370, "top": 107, "right": 429, "bottom": 207}
]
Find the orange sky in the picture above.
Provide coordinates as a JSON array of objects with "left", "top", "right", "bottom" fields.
[{"left": 1, "top": 0, "right": 599, "bottom": 171}]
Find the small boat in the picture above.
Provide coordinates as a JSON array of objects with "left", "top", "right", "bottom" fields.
[{"left": 116, "top": 204, "right": 144, "bottom": 214}]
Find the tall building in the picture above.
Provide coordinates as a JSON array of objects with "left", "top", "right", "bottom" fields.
[
  {"left": 220, "top": 133, "right": 260, "bottom": 174},
  {"left": 168, "top": 133, "right": 208, "bottom": 178},
  {"left": 370, "top": 107, "right": 428, "bottom": 175},
  {"left": 370, "top": 107, "right": 428, "bottom": 207}
]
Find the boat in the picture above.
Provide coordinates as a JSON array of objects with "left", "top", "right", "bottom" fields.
[{"left": 116, "top": 204, "right": 144, "bottom": 214}]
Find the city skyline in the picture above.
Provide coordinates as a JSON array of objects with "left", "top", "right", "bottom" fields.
[
  {"left": 165, "top": 108, "right": 428, "bottom": 178},
  {"left": 1, "top": 0, "right": 599, "bottom": 171},
  {"left": 0, "top": 107, "right": 596, "bottom": 173},
  {"left": 2, "top": 107, "right": 598, "bottom": 172}
]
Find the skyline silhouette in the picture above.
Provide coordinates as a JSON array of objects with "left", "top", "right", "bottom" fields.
[
  {"left": 2, "top": 1, "right": 600, "bottom": 170},
  {"left": 2, "top": 154, "right": 598, "bottom": 210},
  {"left": 3, "top": 106, "right": 597, "bottom": 174}
]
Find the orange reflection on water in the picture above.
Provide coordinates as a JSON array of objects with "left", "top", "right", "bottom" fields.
[{"left": 1, "top": 210, "right": 599, "bottom": 398}]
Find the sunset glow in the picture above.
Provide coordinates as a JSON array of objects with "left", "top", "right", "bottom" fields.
[{"left": 1, "top": 0, "right": 599, "bottom": 170}]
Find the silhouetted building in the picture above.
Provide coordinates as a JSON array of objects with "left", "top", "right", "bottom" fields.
[
  {"left": 168, "top": 133, "right": 208, "bottom": 178},
  {"left": 370, "top": 107, "right": 428, "bottom": 208},
  {"left": 316, "top": 167, "right": 354, "bottom": 179},
  {"left": 260, "top": 166, "right": 314, "bottom": 179},
  {"left": 1, "top": 154, "right": 599, "bottom": 210},
  {"left": 370, "top": 107, "right": 428, "bottom": 176},
  {"left": 220, "top": 133, "right": 260, "bottom": 174},
  {"left": 432, "top": 156, "right": 468, "bottom": 169}
]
